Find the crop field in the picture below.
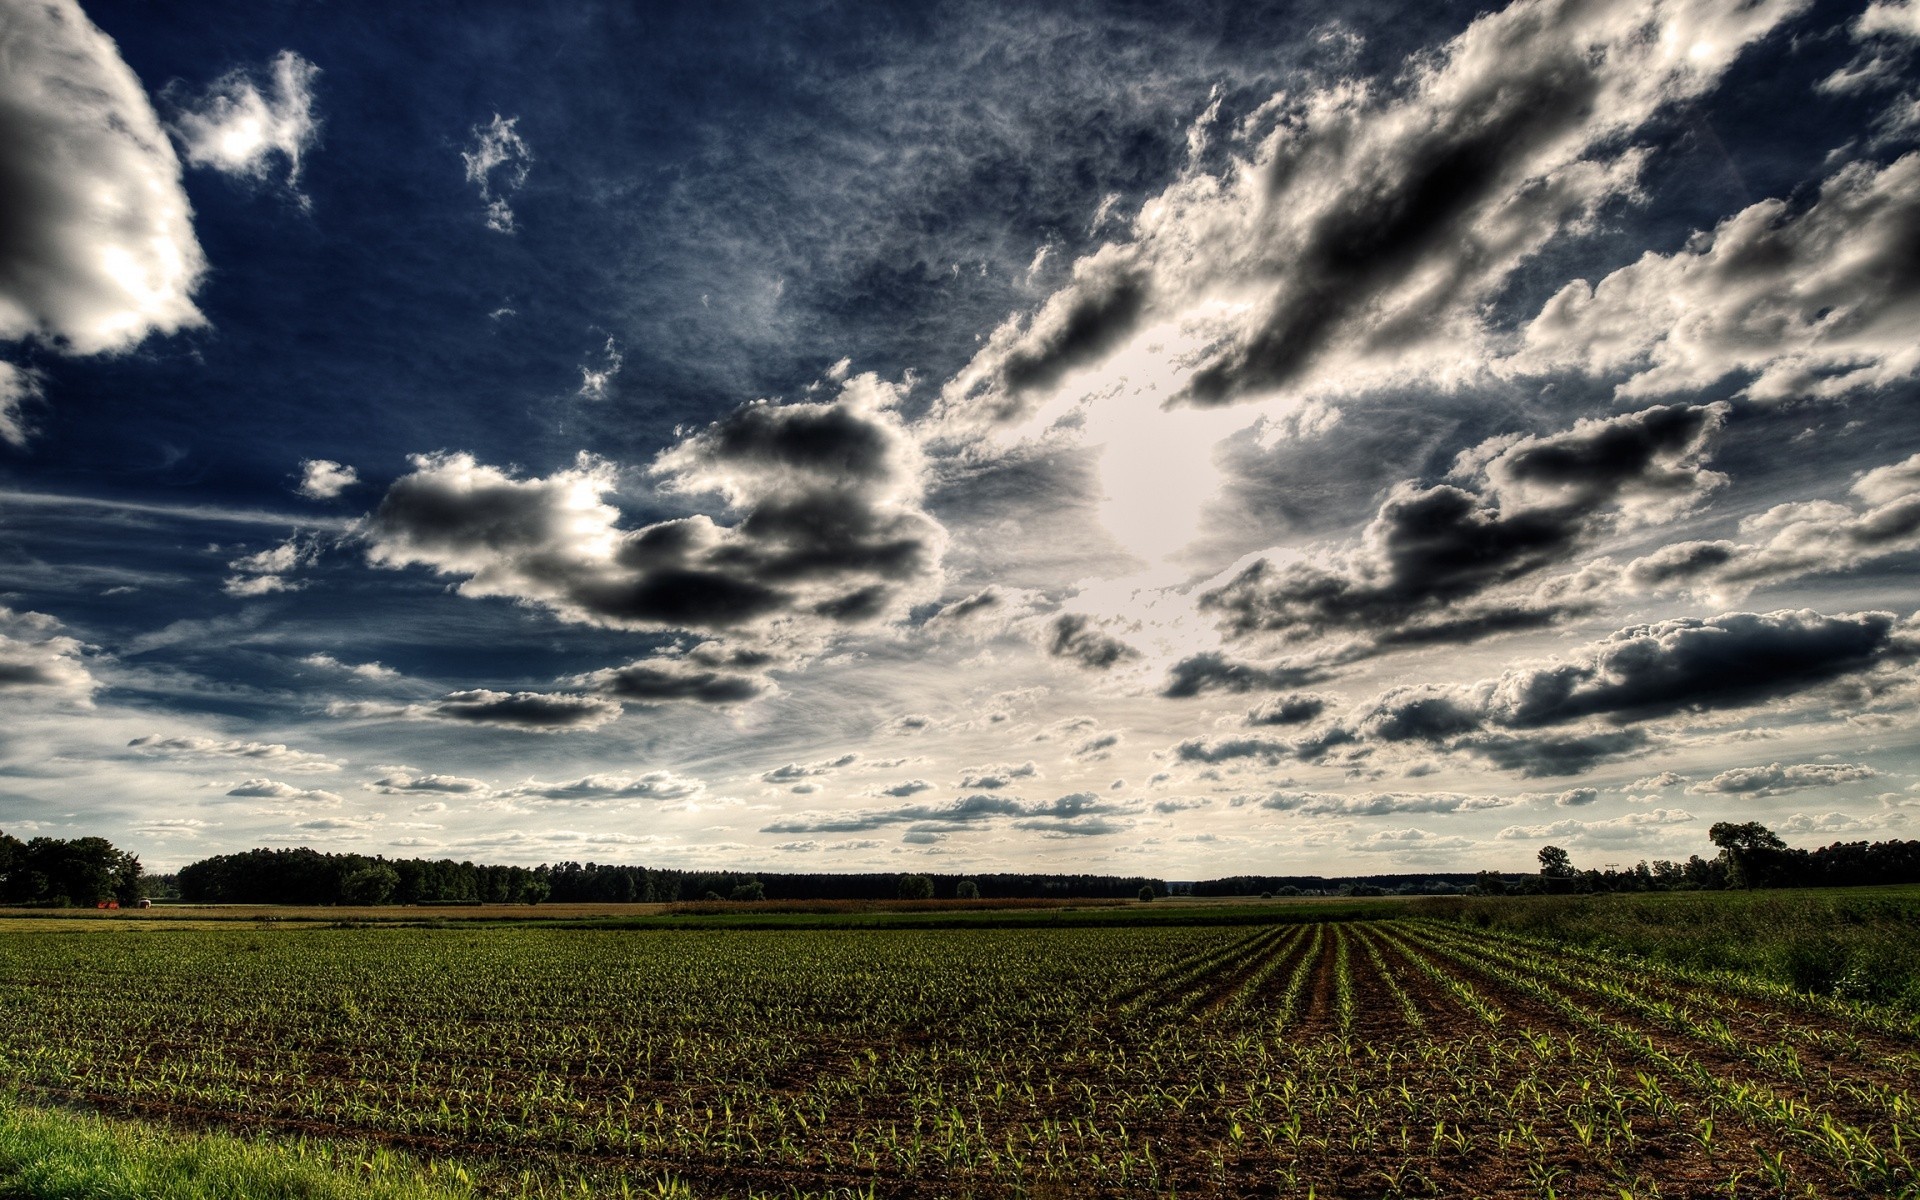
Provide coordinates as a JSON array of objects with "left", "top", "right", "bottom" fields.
[{"left": 2, "top": 916, "right": 1917, "bottom": 1198}]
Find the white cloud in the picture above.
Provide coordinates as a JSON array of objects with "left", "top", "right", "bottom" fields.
[
  {"left": 0, "top": 0, "right": 206, "bottom": 432},
  {"left": 0, "top": 607, "right": 97, "bottom": 702},
  {"left": 578, "top": 337, "right": 624, "bottom": 399},
  {"left": 301, "top": 653, "right": 398, "bottom": 681},
  {"left": 462, "top": 113, "right": 532, "bottom": 233},
  {"left": 166, "top": 51, "right": 321, "bottom": 194},
  {"left": 129, "top": 734, "right": 341, "bottom": 772},
  {"left": 1497, "top": 808, "right": 1696, "bottom": 841},
  {"left": 1688, "top": 761, "right": 1879, "bottom": 797},
  {"left": 1513, "top": 153, "right": 1920, "bottom": 403},
  {"left": 296, "top": 459, "right": 358, "bottom": 500},
  {"left": 508, "top": 771, "right": 707, "bottom": 804},
  {"left": 225, "top": 778, "right": 344, "bottom": 805}
]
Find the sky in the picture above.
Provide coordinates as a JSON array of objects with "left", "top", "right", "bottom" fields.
[{"left": 3, "top": 0, "right": 1920, "bottom": 878}]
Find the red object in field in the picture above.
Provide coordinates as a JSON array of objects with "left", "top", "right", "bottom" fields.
[{"left": 95, "top": 900, "right": 119, "bottom": 909}]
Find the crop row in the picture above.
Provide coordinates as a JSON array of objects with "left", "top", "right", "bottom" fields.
[{"left": 0, "top": 920, "right": 1913, "bottom": 1197}]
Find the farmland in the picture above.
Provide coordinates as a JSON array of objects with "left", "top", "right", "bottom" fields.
[{"left": 2, "top": 899, "right": 1918, "bottom": 1198}]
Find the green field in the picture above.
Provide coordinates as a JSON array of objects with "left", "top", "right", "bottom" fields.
[{"left": 2, "top": 891, "right": 1918, "bottom": 1198}]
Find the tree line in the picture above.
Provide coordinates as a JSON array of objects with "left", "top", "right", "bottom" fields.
[
  {"left": 0, "top": 832, "right": 143, "bottom": 906},
  {"left": 15, "top": 822, "right": 1920, "bottom": 908},
  {"left": 167, "top": 848, "right": 1165, "bottom": 906}
]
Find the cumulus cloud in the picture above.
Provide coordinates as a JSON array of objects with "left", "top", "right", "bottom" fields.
[
  {"left": 166, "top": 51, "right": 320, "bottom": 193},
  {"left": 574, "top": 644, "right": 775, "bottom": 706},
  {"left": 508, "top": 771, "right": 705, "bottom": 803},
  {"left": 223, "top": 535, "right": 318, "bottom": 597},
  {"left": 129, "top": 734, "right": 340, "bottom": 772},
  {"left": 1071, "top": 731, "right": 1122, "bottom": 759},
  {"left": 938, "top": 0, "right": 1799, "bottom": 423},
  {"left": 761, "top": 753, "right": 858, "bottom": 783},
  {"left": 1497, "top": 807, "right": 1696, "bottom": 841},
  {"left": 1688, "top": 761, "right": 1879, "bottom": 797},
  {"left": 296, "top": 459, "right": 358, "bottom": 500},
  {"left": 225, "top": 778, "right": 343, "bottom": 805},
  {"left": 1043, "top": 612, "right": 1139, "bottom": 669},
  {"left": 366, "top": 770, "right": 491, "bottom": 795},
  {"left": 1514, "top": 153, "right": 1920, "bottom": 402},
  {"left": 365, "top": 376, "right": 945, "bottom": 651},
  {"left": 0, "top": 0, "right": 205, "bottom": 441},
  {"left": 1246, "top": 693, "right": 1331, "bottom": 726},
  {"left": 462, "top": 113, "right": 532, "bottom": 233},
  {"left": 330, "top": 689, "right": 622, "bottom": 733},
  {"left": 301, "top": 653, "right": 398, "bottom": 681},
  {"left": 957, "top": 760, "right": 1039, "bottom": 789},
  {"left": 1244, "top": 790, "right": 1513, "bottom": 816},
  {"left": 1624, "top": 452, "right": 1920, "bottom": 599},
  {"left": 877, "top": 779, "right": 933, "bottom": 797},
  {"left": 1161, "top": 653, "right": 1325, "bottom": 699},
  {"left": 1200, "top": 404, "right": 1726, "bottom": 650},
  {"left": 0, "top": 607, "right": 96, "bottom": 700},
  {"left": 764, "top": 789, "right": 1128, "bottom": 837},
  {"left": 1183, "top": 609, "right": 1913, "bottom": 778},
  {"left": 1351, "top": 828, "right": 1476, "bottom": 853}
]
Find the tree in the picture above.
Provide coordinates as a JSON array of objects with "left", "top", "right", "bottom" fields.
[
  {"left": 729, "top": 880, "right": 765, "bottom": 902},
  {"left": 340, "top": 864, "right": 399, "bottom": 906},
  {"left": 1538, "top": 845, "right": 1575, "bottom": 878},
  {"left": 896, "top": 874, "right": 934, "bottom": 900},
  {"left": 1137, "top": 885, "right": 1155, "bottom": 902},
  {"left": 1710, "top": 821, "right": 1789, "bottom": 889},
  {"left": 954, "top": 879, "right": 980, "bottom": 900}
]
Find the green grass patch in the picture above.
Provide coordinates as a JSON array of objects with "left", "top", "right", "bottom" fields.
[{"left": 0, "top": 1092, "right": 478, "bottom": 1200}]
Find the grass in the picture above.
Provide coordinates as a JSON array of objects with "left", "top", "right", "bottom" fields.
[
  {"left": 1416, "top": 884, "right": 1920, "bottom": 1009},
  {"left": 0, "top": 1091, "right": 478, "bottom": 1200}
]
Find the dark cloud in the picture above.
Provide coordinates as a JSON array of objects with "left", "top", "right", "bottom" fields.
[
  {"left": 1201, "top": 405, "right": 1725, "bottom": 647},
  {"left": 576, "top": 649, "right": 773, "bottom": 705},
  {"left": 365, "top": 378, "right": 944, "bottom": 648},
  {"left": 1161, "top": 652, "right": 1325, "bottom": 698},
  {"left": 878, "top": 779, "right": 933, "bottom": 797},
  {"left": 1044, "top": 613, "right": 1139, "bottom": 669},
  {"left": 428, "top": 689, "right": 623, "bottom": 732},
  {"left": 762, "top": 753, "right": 858, "bottom": 783},
  {"left": 1624, "top": 452, "right": 1920, "bottom": 598},
  {"left": 957, "top": 761, "right": 1038, "bottom": 789},
  {"left": 1246, "top": 693, "right": 1330, "bottom": 726}
]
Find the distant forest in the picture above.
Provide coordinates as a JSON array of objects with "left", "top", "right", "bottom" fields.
[{"left": 7, "top": 823, "right": 1920, "bottom": 907}]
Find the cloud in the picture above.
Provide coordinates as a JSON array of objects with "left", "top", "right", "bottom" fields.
[
  {"left": 1497, "top": 808, "right": 1696, "bottom": 842},
  {"left": 957, "top": 760, "right": 1039, "bottom": 789},
  {"left": 462, "top": 113, "right": 532, "bottom": 233},
  {"left": 1246, "top": 693, "right": 1331, "bottom": 726},
  {"left": 877, "top": 779, "right": 933, "bottom": 797},
  {"left": 1624, "top": 452, "right": 1920, "bottom": 599},
  {"left": 574, "top": 645, "right": 774, "bottom": 706},
  {"left": 166, "top": 51, "right": 320, "bottom": 194},
  {"left": 366, "top": 770, "right": 491, "bottom": 795},
  {"left": 1200, "top": 404, "right": 1725, "bottom": 649},
  {"left": 1688, "top": 761, "right": 1879, "bottom": 797},
  {"left": 578, "top": 336, "right": 623, "bottom": 400},
  {"left": 0, "top": 0, "right": 205, "bottom": 441},
  {"left": 1513, "top": 153, "right": 1920, "bottom": 402},
  {"left": 330, "top": 689, "right": 623, "bottom": 733},
  {"left": 1246, "top": 790, "right": 1512, "bottom": 816},
  {"left": 508, "top": 771, "right": 705, "bottom": 803},
  {"left": 1161, "top": 653, "right": 1325, "bottom": 699},
  {"left": 0, "top": 608, "right": 96, "bottom": 700},
  {"left": 365, "top": 376, "right": 945, "bottom": 650},
  {"left": 225, "top": 778, "right": 343, "bottom": 805},
  {"left": 223, "top": 535, "right": 318, "bottom": 597},
  {"left": 1549, "top": 787, "right": 1600, "bottom": 807},
  {"left": 296, "top": 459, "right": 358, "bottom": 500},
  {"left": 129, "top": 734, "right": 340, "bottom": 772},
  {"left": 763, "top": 789, "right": 1126, "bottom": 836},
  {"left": 1351, "top": 828, "right": 1476, "bottom": 854},
  {"left": 761, "top": 753, "right": 858, "bottom": 783},
  {"left": 1071, "top": 731, "right": 1122, "bottom": 759},
  {"left": 937, "top": 0, "right": 1798, "bottom": 422},
  {"left": 301, "top": 653, "right": 398, "bottom": 681},
  {"left": 1043, "top": 613, "right": 1139, "bottom": 669}
]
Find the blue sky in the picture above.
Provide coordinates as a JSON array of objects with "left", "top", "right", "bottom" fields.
[{"left": 4, "top": 0, "right": 1920, "bottom": 875}]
